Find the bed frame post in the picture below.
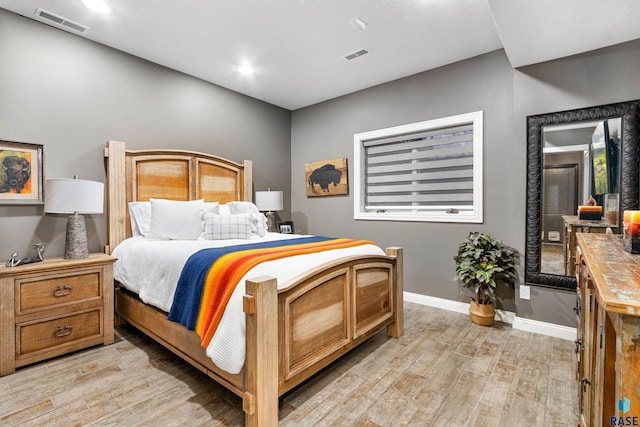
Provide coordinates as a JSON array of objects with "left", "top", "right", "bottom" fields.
[
  {"left": 104, "top": 140, "right": 127, "bottom": 255},
  {"left": 243, "top": 160, "right": 253, "bottom": 202},
  {"left": 386, "top": 247, "right": 404, "bottom": 338},
  {"left": 243, "top": 276, "right": 278, "bottom": 427}
]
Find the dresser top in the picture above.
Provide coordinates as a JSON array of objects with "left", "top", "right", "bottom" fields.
[
  {"left": 562, "top": 215, "right": 615, "bottom": 228},
  {"left": 0, "top": 253, "right": 115, "bottom": 277},
  {"left": 577, "top": 234, "right": 640, "bottom": 316}
]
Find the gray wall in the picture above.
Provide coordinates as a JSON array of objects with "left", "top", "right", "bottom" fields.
[
  {"left": 3, "top": 7, "right": 640, "bottom": 327},
  {"left": 0, "top": 10, "right": 291, "bottom": 259},
  {"left": 291, "top": 41, "right": 640, "bottom": 326}
]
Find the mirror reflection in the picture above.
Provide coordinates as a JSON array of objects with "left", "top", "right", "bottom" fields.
[{"left": 541, "top": 119, "right": 621, "bottom": 276}]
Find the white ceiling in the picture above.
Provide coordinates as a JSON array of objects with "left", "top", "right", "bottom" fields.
[{"left": 1, "top": 0, "right": 639, "bottom": 110}]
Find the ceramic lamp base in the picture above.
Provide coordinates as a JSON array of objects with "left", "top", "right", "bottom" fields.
[
  {"left": 64, "top": 214, "right": 89, "bottom": 259},
  {"left": 265, "top": 211, "right": 276, "bottom": 232}
]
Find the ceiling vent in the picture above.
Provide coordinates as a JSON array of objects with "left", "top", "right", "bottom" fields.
[
  {"left": 34, "top": 8, "right": 89, "bottom": 33},
  {"left": 344, "top": 48, "right": 369, "bottom": 61}
]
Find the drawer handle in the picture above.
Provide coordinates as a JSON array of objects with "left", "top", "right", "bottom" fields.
[
  {"left": 54, "top": 325, "right": 73, "bottom": 337},
  {"left": 53, "top": 285, "right": 72, "bottom": 297}
]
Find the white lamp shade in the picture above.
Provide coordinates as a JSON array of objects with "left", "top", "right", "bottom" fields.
[
  {"left": 255, "top": 190, "right": 283, "bottom": 212},
  {"left": 45, "top": 178, "right": 104, "bottom": 214}
]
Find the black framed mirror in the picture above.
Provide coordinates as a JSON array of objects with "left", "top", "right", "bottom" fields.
[{"left": 526, "top": 100, "right": 640, "bottom": 289}]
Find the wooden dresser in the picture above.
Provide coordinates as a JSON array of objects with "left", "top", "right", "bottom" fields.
[
  {"left": 576, "top": 234, "right": 640, "bottom": 426},
  {"left": 0, "top": 254, "right": 115, "bottom": 376}
]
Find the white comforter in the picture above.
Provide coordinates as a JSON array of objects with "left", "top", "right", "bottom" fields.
[{"left": 111, "top": 233, "right": 385, "bottom": 374}]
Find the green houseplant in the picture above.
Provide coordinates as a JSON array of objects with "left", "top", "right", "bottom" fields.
[{"left": 454, "top": 232, "right": 518, "bottom": 326}]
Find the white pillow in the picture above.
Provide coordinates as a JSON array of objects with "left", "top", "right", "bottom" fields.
[
  {"left": 200, "top": 212, "right": 254, "bottom": 240},
  {"left": 204, "top": 201, "right": 220, "bottom": 214},
  {"left": 250, "top": 213, "right": 268, "bottom": 237},
  {"left": 148, "top": 199, "right": 208, "bottom": 240},
  {"left": 128, "top": 201, "right": 151, "bottom": 237},
  {"left": 227, "top": 201, "right": 260, "bottom": 215},
  {"left": 130, "top": 200, "right": 218, "bottom": 239},
  {"left": 218, "top": 203, "right": 231, "bottom": 216}
]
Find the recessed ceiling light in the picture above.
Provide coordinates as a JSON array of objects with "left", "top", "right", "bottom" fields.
[
  {"left": 82, "top": 0, "right": 111, "bottom": 14},
  {"left": 238, "top": 65, "right": 255, "bottom": 76},
  {"left": 352, "top": 17, "right": 368, "bottom": 31}
]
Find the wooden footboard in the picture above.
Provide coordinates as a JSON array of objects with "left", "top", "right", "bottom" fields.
[
  {"left": 114, "top": 247, "right": 402, "bottom": 426},
  {"left": 277, "top": 248, "right": 403, "bottom": 394}
]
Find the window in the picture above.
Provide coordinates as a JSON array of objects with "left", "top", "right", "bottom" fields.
[{"left": 353, "top": 111, "right": 483, "bottom": 223}]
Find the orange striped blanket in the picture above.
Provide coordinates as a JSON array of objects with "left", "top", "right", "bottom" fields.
[{"left": 167, "top": 237, "right": 373, "bottom": 347}]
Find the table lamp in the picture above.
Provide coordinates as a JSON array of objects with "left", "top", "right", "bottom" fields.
[
  {"left": 45, "top": 177, "right": 104, "bottom": 259},
  {"left": 255, "top": 189, "right": 283, "bottom": 232}
]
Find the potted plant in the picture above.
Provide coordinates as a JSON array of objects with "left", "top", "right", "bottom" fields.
[{"left": 454, "top": 231, "right": 518, "bottom": 326}]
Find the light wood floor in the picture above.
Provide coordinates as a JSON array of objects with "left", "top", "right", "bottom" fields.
[{"left": 0, "top": 302, "right": 578, "bottom": 426}]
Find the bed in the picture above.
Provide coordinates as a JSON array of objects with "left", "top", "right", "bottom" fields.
[{"left": 103, "top": 140, "right": 403, "bottom": 426}]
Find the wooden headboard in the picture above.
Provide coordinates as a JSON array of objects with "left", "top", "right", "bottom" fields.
[{"left": 104, "top": 140, "right": 253, "bottom": 254}]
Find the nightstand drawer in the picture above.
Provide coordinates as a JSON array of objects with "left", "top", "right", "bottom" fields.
[
  {"left": 17, "top": 309, "right": 102, "bottom": 356},
  {"left": 16, "top": 271, "right": 101, "bottom": 314}
]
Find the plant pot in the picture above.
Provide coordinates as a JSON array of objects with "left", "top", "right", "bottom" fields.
[{"left": 469, "top": 299, "right": 495, "bottom": 326}]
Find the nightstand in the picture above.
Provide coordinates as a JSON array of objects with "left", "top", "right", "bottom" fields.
[{"left": 0, "top": 253, "right": 116, "bottom": 376}]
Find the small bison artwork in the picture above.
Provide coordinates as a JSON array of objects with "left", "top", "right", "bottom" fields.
[
  {"left": 0, "top": 141, "right": 42, "bottom": 204},
  {"left": 305, "top": 158, "right": 348, "bottom": 197},
  {"left": 309, "top": 164, "right": 341, "bottom": 193},
  {"left": 0, "top": 154, "right": 31, "bottom": 194}
]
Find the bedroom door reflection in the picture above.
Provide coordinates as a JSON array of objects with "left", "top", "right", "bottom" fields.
[{"left": 541, "top": 163, "right": 578, "bottom": 275}]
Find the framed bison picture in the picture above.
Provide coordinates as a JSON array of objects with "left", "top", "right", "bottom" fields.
[
  {"left": 0, "top": 140, "right": 44, "bottom": 205},
  {"left": 305, "top": 158, "right": 348, "bottom": 197}
]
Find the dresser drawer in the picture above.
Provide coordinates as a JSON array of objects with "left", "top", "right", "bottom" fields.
[
  {"left": 16, "top": 309, "right": 102, "bottom": 357},
  {"left": 16, "top": 270, "right": 101, "bottom": 315}
]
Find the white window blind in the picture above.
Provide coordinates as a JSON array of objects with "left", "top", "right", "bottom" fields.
[{"left": 354, "top": 111, "right": 483, "bottom": 223}]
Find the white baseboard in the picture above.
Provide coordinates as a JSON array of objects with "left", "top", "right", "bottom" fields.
[
  {"left": 511, "top": 316, "right": 577, "bottom": 341},
  {"left": 403, "top": 291, "right": 576, "bottom": 341}
]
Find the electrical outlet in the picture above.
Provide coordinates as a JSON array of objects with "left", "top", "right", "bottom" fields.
[{"left": 520, "top": 284, "right": 530, "bottom": 300}]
